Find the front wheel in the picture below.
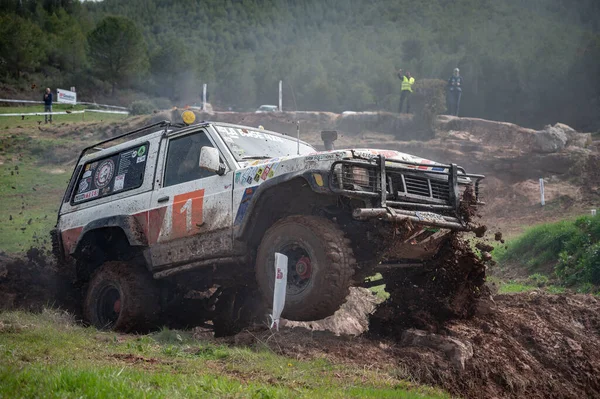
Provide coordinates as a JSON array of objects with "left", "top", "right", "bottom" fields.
[
  {"left": 83, "top": 261, "right": 159, "bottom": 332},
  {"left": 255, "top": 215, "right": 356, "bottom": 321}
]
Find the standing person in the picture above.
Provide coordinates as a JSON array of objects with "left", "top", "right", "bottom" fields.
[
  {"left": 447, "top": 68, "right": 462, "bottom": 116},
  {"left": 43, "top": 88, "right": 53, "bottom": 123},
  {"left": 398, "top": 71, "right": 415, "bottom": 114}
]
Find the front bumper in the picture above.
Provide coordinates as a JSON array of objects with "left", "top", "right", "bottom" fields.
[
  {"left": 329, "top": 154, "right": 484, "bottom": 231},
  {"left": 353, "top": 208, "right": 474, "bottom": 231}
]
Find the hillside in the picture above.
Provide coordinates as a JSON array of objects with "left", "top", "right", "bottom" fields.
[{"left": 1, "top": 0, "right": 599, "bottom": 131}]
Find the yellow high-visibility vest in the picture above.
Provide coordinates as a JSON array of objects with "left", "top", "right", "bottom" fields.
[{"left": 401, "top": 76, "right": 415, "bottom": 92}]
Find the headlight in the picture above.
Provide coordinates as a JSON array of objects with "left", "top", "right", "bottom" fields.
[{"left": 351, "top": 166, "right": 371, "bottom": 189}]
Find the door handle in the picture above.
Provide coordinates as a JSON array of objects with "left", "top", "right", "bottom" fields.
[{"left": 157, "top": 196, "right": 169, "bottom": 203}]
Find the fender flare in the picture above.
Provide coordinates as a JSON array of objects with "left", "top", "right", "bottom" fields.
[
  {"left": 235, "top": 169, "right": 333, "bottom": 240},
  {"left": 72, "top": 214, "right": 148, "bottom": 256}
]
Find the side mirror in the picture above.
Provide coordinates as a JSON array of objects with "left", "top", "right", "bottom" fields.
[{"left": 199, "top": 146, "right": 225, "bottom": 176}]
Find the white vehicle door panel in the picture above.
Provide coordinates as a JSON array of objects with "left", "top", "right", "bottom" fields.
[{"left": 148, "top": 129, "right": 233, "bottom": 269}]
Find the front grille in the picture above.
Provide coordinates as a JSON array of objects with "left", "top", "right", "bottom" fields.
[{"left": 389, "top": 172, "right": 451, "bottom": 203}]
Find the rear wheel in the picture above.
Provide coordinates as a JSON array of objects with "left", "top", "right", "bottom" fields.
[
  {"left": 255, "top": 215, "right": 356, "bottom": 321},
  {"left": 83, "top": 261, "right": 159, "bottom": 332}
]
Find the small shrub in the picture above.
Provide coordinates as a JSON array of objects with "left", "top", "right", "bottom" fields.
[
  {"left": 129, "top": 100, "right": 155, "bottom": 115},
  {"left": 153, "top": 97, "right": 172, "bottom": 110},
  {"left": 527, "top": 273, "right": 549, "bottom": 287},
  {"left": 498, "top": 215, "right": 600, "bottom": 290}
]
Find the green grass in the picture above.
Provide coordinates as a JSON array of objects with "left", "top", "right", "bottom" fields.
[
  {"left": 0, "top": 310, "right": 449, "bottom": 398},
  {"left": 0, "top": 104, "right": 127, "bottom": 129},
  {"left": 494, "top": 215, "right": 600, "bottom": 289},
  {"left": 0, "top": 161, "right": 66, "bottom": 252},
  {"left": 0, "top": 105, "right": 131, "bottom": 253}
]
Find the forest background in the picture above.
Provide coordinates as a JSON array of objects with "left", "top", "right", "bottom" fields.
[{"left": 0, "top": 0, "right": 599, "bottom": 131}]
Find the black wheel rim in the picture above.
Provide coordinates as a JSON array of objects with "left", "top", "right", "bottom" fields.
[
  {"left": 278, "top": 243, "right": 314, "bottom": 296},
  {"left": 96, "top": 284, "right": 121, "bottom": 329}
]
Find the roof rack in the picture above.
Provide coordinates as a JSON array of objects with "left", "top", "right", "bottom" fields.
[{"left": 75, "top": 120, "right": 170, "bottom": 162}]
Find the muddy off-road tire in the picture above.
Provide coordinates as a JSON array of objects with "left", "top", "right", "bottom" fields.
[
  {"left": 255, "top": 215, "right": 356, "bottom": 321},
  {"left": 83, "top": 261, "right": 159, "bottom": 332}
]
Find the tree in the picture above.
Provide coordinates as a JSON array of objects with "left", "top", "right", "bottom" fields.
[
  {"left": 87, "top": 15, "right": 147, "bottom": 94},
  {"left": 0, "top": 14, "right": 46, "bottom": 78}
]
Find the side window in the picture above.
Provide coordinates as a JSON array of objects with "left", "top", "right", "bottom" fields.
[
  {"left": 164, "top": 130, "right": 216, "bottom": 187},
  {"left": 72, "top": 142, "right": 149, "bottom": 204}
]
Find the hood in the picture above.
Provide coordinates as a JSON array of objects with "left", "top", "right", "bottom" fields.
[{"left": 238, "top": 148, "right": 462, "bottom": 177}]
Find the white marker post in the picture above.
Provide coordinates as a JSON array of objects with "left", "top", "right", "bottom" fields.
[
  {"left": 539, "top": 178, "right": 545, "bottom": 206},
  {"left": 269, "top": 252, "right": 288, "bottom": 331},
  {"left": 278, "top": 80, "right": 282, "bottom": 112},
  {"left": 202, "top": 83, "right": 207, "bottom": 110}
]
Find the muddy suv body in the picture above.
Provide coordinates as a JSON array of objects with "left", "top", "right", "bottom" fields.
[{"left": 53, "top": 120, "right": 483, "bottom": 331}]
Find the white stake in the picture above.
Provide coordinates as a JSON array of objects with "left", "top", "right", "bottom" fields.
[
  {"left": 269, "top": 252, "right": 288, "bottom": 331},
  {"left": 278, "top": 80, "right": 282, "bottom": 112},
  {"left": 539, "top": 178, "right": 545, "bottom": 206},
  {"left": 202, "top": 83, "right": 207, "bottom": 110}
]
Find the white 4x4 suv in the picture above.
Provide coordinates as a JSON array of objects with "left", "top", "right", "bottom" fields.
[{"left": 52, "top": 117, "right": 484, "bottom": 333}]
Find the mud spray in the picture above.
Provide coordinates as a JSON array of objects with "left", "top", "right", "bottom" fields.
[{"left": 369, "top": 233, "right": 492, "bottom": 338}]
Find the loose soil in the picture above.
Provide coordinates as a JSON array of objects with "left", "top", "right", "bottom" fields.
[
  {"left": 2, "top": 114, "right": 600, "bottom": 398},
  {"left": 5, "top": 237, "right": 600, "bottom": 399},
  {"left": 218, "top": 293, "right": 600, "bottom": 399}
]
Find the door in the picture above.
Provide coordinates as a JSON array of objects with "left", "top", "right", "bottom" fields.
[{"left": 148, "top": 128, "right": 234, "bottom": 269}]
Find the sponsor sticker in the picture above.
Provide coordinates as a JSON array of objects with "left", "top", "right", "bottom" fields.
[
  {"left": 136, "top": 155, "right": 146, "bottom": 164},
  {"left": 254, "top": 168, "right": 264, "bottom": 182},
  {"left": 261, "top": 165, "right": 272, "bottom": 180},
  {"left": 77, "top": 178, "right": 90, "bottom": 193},
  {"left": 82, "top": 170, "right": 92, "bottom": 179},
  {"left": 74, "top": 189, "right": 99, "bottom": 202},
  {"left": 94, "top": 159, "right": 115, "bottom": 189},
  {"left": 113, "top": 174, "right": 125, "bottom": 191}
]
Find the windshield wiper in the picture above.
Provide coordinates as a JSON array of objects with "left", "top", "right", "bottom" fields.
[{"left": 241, "top": 156, "right": 272, "bottom": 160}]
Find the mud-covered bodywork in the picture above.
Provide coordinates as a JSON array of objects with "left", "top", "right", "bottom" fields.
[{"left": 54, "top": 120, "right": 483, "bottom": 282}]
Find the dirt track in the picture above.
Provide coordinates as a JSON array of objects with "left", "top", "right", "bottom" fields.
[
  {"left": 2, "top": 246, "right": 600, "bottom": 398},
  {"left": 212, "top": 293, "right": 600, "bottom": 399}
]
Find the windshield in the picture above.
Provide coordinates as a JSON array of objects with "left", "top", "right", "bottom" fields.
[{"left": 214, "top": 125, "right": 315, "bottom": 161}]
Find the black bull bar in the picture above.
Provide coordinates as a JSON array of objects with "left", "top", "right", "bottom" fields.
[{"left": 328, "top": 155, "right": 485, "bottom": 231}]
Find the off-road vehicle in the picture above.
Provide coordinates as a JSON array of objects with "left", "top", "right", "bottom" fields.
[{"left": 52, "top": 114, "right": 484, "bottom": 333}]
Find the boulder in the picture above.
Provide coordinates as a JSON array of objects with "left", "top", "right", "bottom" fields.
[
  {"left": 283, "top": 287, "right": 379, "bottom": 336},
  {"left": 400, "top": 328, "right": 474, "bottom": 370},
  {"left": 533, "top": 125, "right": 568, "bottom": 153}
]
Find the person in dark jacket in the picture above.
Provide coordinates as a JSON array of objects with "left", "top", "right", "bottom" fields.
[
  {"left": 43, "top": 88, "right": 53, "bottom": 123},
  {"left": 447, "top": 68, "right": 462, "bottom": 116}
]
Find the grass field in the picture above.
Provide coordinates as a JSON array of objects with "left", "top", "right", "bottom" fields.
[
  {"left": 0, "top": 105, "right": 128, "bottom": 253},
  {"left": 493, "top": 216, "right": 600, "bottom": 293},
  {"left": 0, "top": 310, "right": 448, "bottom": 399},
  {"left": 0, "top": 104, "right": 127, "bottom": 129}
]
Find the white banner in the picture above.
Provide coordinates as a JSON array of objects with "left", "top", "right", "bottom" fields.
[
  {"left": 269, "top": 252, "right": 288, "bottom": 331},
  {"left": 57, "top": 88, "right": 77, "bottom": 104}
]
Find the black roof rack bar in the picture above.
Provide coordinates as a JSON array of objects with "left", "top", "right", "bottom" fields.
[
  {"left": 82, "top": 120, "right": 171, "bottom": 156},
  {"left": 73, "top": 119, "right": 170, "bottom": 166}
]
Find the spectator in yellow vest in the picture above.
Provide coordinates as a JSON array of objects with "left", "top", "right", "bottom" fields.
[{"left": 398, "top": 71, "right": 415, "bottom": 114}]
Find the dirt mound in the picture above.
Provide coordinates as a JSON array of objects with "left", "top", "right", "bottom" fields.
[
  {"left": 218, "top": 293, "right": 600, "bottom": 399},
  {"left": 0, "top": 248, "right": 79, "bottom": 313},
  {"left": 369, "top": 234, "right": 490, "bottom": 336}
]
